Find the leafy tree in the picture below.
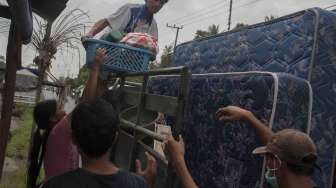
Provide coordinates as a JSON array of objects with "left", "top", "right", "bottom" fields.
[
  {"left": 233, "top": 23, "right": 248, "bottom": 30},
  {"left": 207, "top": 24, "right": 220, "bottom": 36},
  {"left": 159, "top": 45, "right": 173, "bottom": 68},
  {"left": 66, "top": 66, "right": 89, "bottom": 89},
  {"left": 194, "top": 24, "right": 220, "bottom": 39},
  {"left": 265, "top": 15, "right": 277, "bottom": 22}
]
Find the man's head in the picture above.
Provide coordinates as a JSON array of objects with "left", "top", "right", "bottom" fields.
[
  {"left": 253, "top": 129, "right": 317, "bottom": 187},
  {"left": 71, "top": 98, "right": 119, "bottom": 159},
  {"left": 145, "top": 0, "right": 168, "bottom": 14},
  {"left": 34, "top": 100, "right": 66, "bottom": 130}
]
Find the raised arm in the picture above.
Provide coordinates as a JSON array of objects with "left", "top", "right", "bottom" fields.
[
  {"left": 81, "top": 48, "right": 106, "bottom": 102},
  {"left": 165, "top": 135, "right": 199, "bottom": 188},
  {"left": 85, "top": 19, "right": 109, "bottom": 38},
  {"left": 216, "top": 106, "right": 273, "bottom": 144}
]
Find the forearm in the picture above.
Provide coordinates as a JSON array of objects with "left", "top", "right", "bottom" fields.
[
  {"left": 244, "top": 111, "right": 273, "bottom": 144},
  {"left": 81, "top": 67, "right": 99, "bottom": 101},
  {"left": 87, "top": 19, "right": 109, "bottom": 36},
  {"left": 173, "top": 157, "right": 198, "bottom": 188}
]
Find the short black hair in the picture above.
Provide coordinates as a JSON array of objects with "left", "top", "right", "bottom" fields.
[
  {"left": 33, "top": 100, "right": 57, "bottom": 130},
  {"left": 29, "top": 99, "right": 57, "bottom": 187},
  {"left": 71, "top": 98, "right": 119, "bottom": 158}
]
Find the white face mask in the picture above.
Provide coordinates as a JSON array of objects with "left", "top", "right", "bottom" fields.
[
  {"left": 265, "top": 169, "right": 279, "bottom": 188},
  {"left": 265, "top": 154, "right": 282, "bottom": 188}
]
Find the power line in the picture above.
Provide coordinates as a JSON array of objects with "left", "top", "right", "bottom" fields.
[
  {"left": 174, "top": 3, "right": 232, "bottom": 25},
  {"left": 173, "top": 1, "right": 249, "bottom": 26},
  {"left": 169, "top": 1, "right": 336, "bottom": 28},
  {"left": 166, "top": 0, "right": 229, "bottom": 24},
  {"left": 182, "top": 0, "right": 265, "bottom": 27},
  {"left": 179, "top": 1, "right": 335, "bottom": 28},
  {"left": 174, "top": 5, "right": 227, "bottom": 25},
  {"left": 173, "top": 2, "right": 236, "bottom": 26},
  {"left": 325, "top": 4, "right": 336, "bottom": 9}
]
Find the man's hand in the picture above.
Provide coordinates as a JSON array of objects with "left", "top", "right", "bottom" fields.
[
  {"left": 164, "top": 135, "right": 200, "bottom": 188},
  {"left": 164, "top": 135, "right": 185, "bottom": 166},
  {"left": 136, "top": 152, "right": 157, "bottom": 188},
  {"left": 93, "top": 48, "right": 106, "bottom": 69},
  {"left": 216, "top": 106, "right": 251, "bottom": 121},
  {"left": 81, "top": 33, "right": 94, "bottom": 42}
]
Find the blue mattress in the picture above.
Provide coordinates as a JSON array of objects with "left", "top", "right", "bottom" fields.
[
  {"left": 148, "top": 72, "right": 312, "bottom": 188},
  {"left": 171, "top": 7, "right": 336, "bottom": 188}
]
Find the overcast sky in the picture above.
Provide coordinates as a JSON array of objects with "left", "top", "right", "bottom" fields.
[{"left": 0, "top": 0, "right": 335, "bottom": 78}]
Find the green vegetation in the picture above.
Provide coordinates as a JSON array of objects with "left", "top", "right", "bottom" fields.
[
  {"left": 6, "top": 103, "right": 33, "bottom": 159},
  {"left": 0, "top": 166, "right": 27, "bottom": 188},
  {"left": 194, "top": 24, "right": 220, "bottom": 40},
  {"left": 0, "top": 103, "right": 34, "bottom": 188}
]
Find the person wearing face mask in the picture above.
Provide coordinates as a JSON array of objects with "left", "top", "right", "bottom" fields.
[
  {"left": 217, "top": 106, "right": 318, "bottom": 188},
  {"left": 164, "top": 106, "right": 318, "bottom": 188},
  {"left": 83, "top": 0, "right": 169, "bottom": 41},
  {"left": 253, "top": 129, "right": 318, "bottom": 188}
]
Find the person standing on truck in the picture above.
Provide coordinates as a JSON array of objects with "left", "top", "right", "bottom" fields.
[
  {"left": 83, "top": 0, "right": 169, "bottom": 40},
  {"left": 164, "top": 106, "right": 318, "bottom": 188}
]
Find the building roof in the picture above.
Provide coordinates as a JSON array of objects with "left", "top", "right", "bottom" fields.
[{"left": 17, "top": 69, "right": 38, "bottom": 78}]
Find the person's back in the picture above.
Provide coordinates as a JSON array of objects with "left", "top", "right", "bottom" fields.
[
  {"left": 42, "top": 169, "right": 147, "bottom": 188},
  {"left": 42, "top": 99, "right": 150, "bottom": 188}
]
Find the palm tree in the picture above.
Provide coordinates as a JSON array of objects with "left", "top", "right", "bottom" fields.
[
  {"left": 31, "top": 8, "right": 89, "bottom": 101},
  {"left": 207, "top": 24, "right": 220, "bottom": 36},
  {"left": 26, "top": 9, "right": 89, "bottom": 186},
  {"left": 265, "top": 15, "right": 277, "bottom": 22},
  {"left": 31, "top": 8, "right": 89, "bottom": 74}
]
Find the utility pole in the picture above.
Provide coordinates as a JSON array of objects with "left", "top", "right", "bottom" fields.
[
  {"left": 228, "top": 0, "right": 233, "bottom": 30},
  {"left": 166, "top": 24, "right": 183, "bottom": 51}
]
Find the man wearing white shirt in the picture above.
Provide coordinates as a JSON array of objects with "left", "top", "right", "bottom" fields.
[{"left": 84, "top": 0, "right": 169, "bottom": 39}]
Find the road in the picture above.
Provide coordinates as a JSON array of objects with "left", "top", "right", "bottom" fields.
[{"left": 43, "top": 89, "right": 76, "bottom": 113}]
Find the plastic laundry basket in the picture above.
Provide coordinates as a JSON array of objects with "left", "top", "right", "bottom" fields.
[{"left": 83, "top": 39, "right": 154, "bottom": 72}]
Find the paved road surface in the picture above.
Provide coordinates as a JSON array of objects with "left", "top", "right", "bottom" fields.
[{"left": 43, "top": 89, "right": 76, "bottom": 113}]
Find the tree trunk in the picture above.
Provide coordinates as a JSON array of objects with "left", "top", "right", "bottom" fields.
[{"left": 26, "top": 21, "right": 52, "bottom": 188}]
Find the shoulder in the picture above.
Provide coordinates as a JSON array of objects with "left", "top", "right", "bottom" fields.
[
  {"left": 152, "top": 18, "right": 158, "bottom": 25},
  {"left": 118, "top": 171, "right": 148, "bottom": 188},
  {"left": 152, "top": 18, "right": 158, "bottom": 28},
  {"left": 127, "top": 3, "right": 143, "bottom": 8},
  {"left": 49, "top": 115, "right": 70, "bottom": 136},
  {"left": 149, "top": 19, "right": 158, "bottom": 38},
  {"left": 54, "top": 115, "right": 70, "bottom": 128},
  {"left": 42, "top": 170, "right": 83, "bottom": 188}
]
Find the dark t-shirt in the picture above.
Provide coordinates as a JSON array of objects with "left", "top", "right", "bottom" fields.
[{"left": 42, "top": 169, "right": 148, "bottom": 188}]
